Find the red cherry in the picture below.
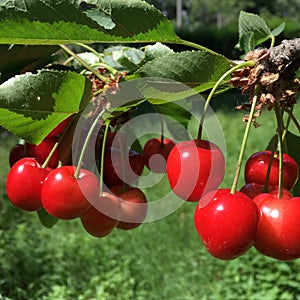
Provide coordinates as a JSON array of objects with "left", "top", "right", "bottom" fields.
[
  {"left": 46, "top": 115, "right": 73, "bottom": 137},
  {"left": 245, "top": 151, "right": 298, "bottom": 190},
  {"left": 80, "top": 192, "right": 121, "bottom": 238},
  {"left": 194, "top": 188, "right": 258, "bottom": 260},
  {"left": 240, "top": 183, "right": 292, "bottom": 199},
  {"left": 103, "top": 148, "right": 144, "bottom": 187},
  {"left": 142, "top": 138, "right": 175, "bottom": 173},
  {"left": 9, "top": 143, "right": 27, "bottom": 167},
  {"left": 6, "top": 157, "right": 49, "bottom": 211},
  {"left": 166, "top": 140, "right": 225, "bottom": 202},
  {"left": 26, "top": 137, "right": 60, "bottom": 169},
  {"left": 253, "top": 193, "right": 300, "bottom": 260},
  {"left": 110, "top": 185, "right": 148, "bottom": 230},
  {"left": 41, "top": 166, "right": 99, "bottom": 220}
]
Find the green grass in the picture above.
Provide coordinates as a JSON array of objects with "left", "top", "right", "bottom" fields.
[{"left": 1, "top": 103, "right": 300, "bottom": 300}]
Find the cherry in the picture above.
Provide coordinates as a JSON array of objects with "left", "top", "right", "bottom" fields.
[
  {"left": 253, "top": 193, "right": 300, "bottom": 260},
  {"left": 104, "top": 131, "right": 127, "bottom": 150},
  {"left": 6, "top": 157, "right": 49, "bottom": 211},
  {"left": 240, "top": 182, "right": 292, "bottom": 199},
  {"left": 110, "top": 185, "right": 148, "bottom": 230},
  {"left": 166, "top": 140, "right": 225, "bottom": 202},
  {"left": 9, "top": 143, "right": 27, "bottom": 167},
  {"left": 46, "top": 115, "right": 73, "bottom": 137},
  {"left": 26, "top": 137, "right": 60, "bottom": 169},
  {"left": 80, "top": 191, "right": 121, "bottom": 238},
  {"left": 244, "top": 150, "right": 298, "bottom": 190},
  {"left": 142, "top": 138, "right": 175, "bottom": 173},
  {"left": 103, "top": 148, "right": 144, "bottom": 187},
  {"left": 41, "top": 166, "right": 99, "bottom": 220},
  {"left": 194, "top": 188, "right": 258, "bottom": 260}
]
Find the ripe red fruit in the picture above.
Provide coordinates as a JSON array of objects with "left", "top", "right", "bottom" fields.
[
  {"left": 9, "top": 143, "right": 27, "bottom": 167},
  {"left": 41, "top": 166, "right": 99, "bottom": 219},
  {"left": 80, "top": 192, "right": 121, "bottom": 238},
  {"left": 6, "top": 157, "right": 49, "bottom": 211},
  {"left": 253, "top": 193, "right": 300, "bottom": 260},
  {"left": 142, "top": 138, "right": 175, "bottom": 173},
  {"left": 26, "top": 137, "right": 60, "bottom": 169},
  {"left": 103, "top": 148, "right": 144, "bottom": 187},
  {"left": 194, "top": 188, "right": 258, "bottom": 260},
  {"left": 105, "top": 131, "right": 127, "bottom": 150},
  {"left": 245, "top": 151, "right": 298, "bottom": 190},
  {"left": 240, "top": 183, "right": 292, "bottom": 199},
  {"left": 166, "top": 140, "right": 225, "bottom": 202},
  {"left": 46, "top": 115, "right": 73, "bottom": 137},
  {"left": 110, "top": 185, "right": 148, "bottom": 230}
]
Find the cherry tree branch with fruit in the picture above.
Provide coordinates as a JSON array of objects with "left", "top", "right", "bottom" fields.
[{"left": 1, "top": 0, "right": 300, "bottom": 261}]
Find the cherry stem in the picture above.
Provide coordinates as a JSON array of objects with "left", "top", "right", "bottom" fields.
[
  {"left": 263, "top": 142, "right": 277, "bottom": 193},
  {"left": 274, "top": 101, "right": 284, "bottom": 199},
  {"left": 153, "top": 105, "right": 165, "bottom": 145},
  {"left": 282, "top": 106, "right": 292, "bottom": 141},
  {"left": 76, "top": 43, "right": 106, "bottom": 64},
  {"left": 41, "top": 142, "right": 59, "bottom": 169},
  {"left": 196, "top": 60, "right": 256, "bottom": 145},
  {"left": 60, "top": 44, "right": 109, "bottom": 83},
  {"left": 230, "top": 85, "right": 259, "bottom": 195},
  {"left": 99, "top": 122, "right": 110, "bottom": 196},
  {"left": 41, "top": 115, "right": 76, "bottom": 169},
  {"left": 74, "top": 108, "right": 108, "bottom": 179},
  {"left": 285, "top": 106, "right": 300, "bottom": 133}
]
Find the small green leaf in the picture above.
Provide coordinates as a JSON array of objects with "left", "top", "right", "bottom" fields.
[
  {"left": 271, "top": 23, "right": 285, "bottom": 37},
  {"left": 236, "top": 32, "right": 254, "bottom": 54},
  {"left": 0, "top": 70, "right": 92, "bottom": 143},
  {"left": 37, "top": 208, "right": 58, "bottom": 228},
  {"left": 144, "top": 42, "right": 174, "bottom": 61},
  {"left": 237, "top": 11, "right": 272, "bottom": 52}
]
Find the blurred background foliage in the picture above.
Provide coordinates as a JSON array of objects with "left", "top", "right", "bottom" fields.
[{"left": 145, "top": 0, "right": 300, "bottom": 58}]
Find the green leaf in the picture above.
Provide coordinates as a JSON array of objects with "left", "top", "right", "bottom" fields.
[
  {"left": 266, "top": 131, "right": 300, "bottom": 196},
  {"left": 137, "top": 50, "right": 231, "bottom": 92},
  {"left": 104, "top": 46, "right": 145, "bottom": 73},
  {"left": 236, "top": 32, "right": 254, "bottom": 54},
  {"left": 271, "top": 22, "right": 285, "bottom": 37},
  {"left": 0, "top": 44, "right": 59, "bottom": 83},
  {"left": 237, "top": 11, "right": 272, "bottom": 52},
  {"left": 143, "top": 42, "right": 174, "bottom": 61},
  {"left": 37, "top": 208, "right": 58, "bottom": 228},
  {"left": 0, "top": 70, "right": 92, "bottom": 144},
  {"left": 0, "top": 0, "right": 179, "bottom": 45}
]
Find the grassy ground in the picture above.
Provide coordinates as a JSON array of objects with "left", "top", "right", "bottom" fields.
[{"left": 1, "top": 102, "right": 300, "bottom": 300}]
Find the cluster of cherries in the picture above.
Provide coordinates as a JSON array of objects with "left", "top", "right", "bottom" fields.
[
  {"left": 194, "top": 149, "right": 300, "bottom": 261},
  {"left": 5, "top": 116, "right": 178, "bottom": 238},
  {"left": 5, "top": 116, "right": 300, "bottom": 261}
]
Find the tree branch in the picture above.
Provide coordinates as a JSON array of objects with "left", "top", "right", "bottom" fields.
[{"left": 268, "top": 38, "right": 300, "bottom": 74}]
